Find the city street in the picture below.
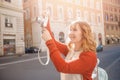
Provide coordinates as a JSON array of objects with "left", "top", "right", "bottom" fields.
[
  {"left": 0, "top": 44, "right": 120, "bottom": 80},
  {"left": 0, "top": 0, "right": 120, "bottom": 80}
]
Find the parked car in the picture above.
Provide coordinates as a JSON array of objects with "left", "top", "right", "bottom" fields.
[
  {"left": 25, "top": 47, "right": 39, "bottom": 53},
  {"left": 96, "top": 44, "right": 103, "bottom": 52}
]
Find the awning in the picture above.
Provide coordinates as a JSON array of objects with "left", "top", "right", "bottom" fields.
[
  {"left": 111, "top": 37, "right": 117, "bottom": 41},
  {"left": 105, "top": 37, "right": 111, "bottom": 41},
  {"left": 115, "top": 35, "right": 120, "bottom": 39}
]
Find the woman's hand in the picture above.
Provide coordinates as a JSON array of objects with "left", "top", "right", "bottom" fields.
[{"left": 42, "top": 28, "right": 52, "bottom": 42}]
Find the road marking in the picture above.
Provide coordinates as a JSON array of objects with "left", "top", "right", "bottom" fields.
[
  {"left": 0, "top": 57, "right": 38, "bottom": 67},
  {"left": 105, "top": 56, "right": 120, "bottom": 71}
]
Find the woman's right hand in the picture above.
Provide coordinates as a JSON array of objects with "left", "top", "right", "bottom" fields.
[{"left": 41, "top": 28, "right": 52, "bottom": 42}]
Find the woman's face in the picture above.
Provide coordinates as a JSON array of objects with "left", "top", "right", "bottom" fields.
[{"left": 69, "top": 24, "right": 82, "bottom": 43}]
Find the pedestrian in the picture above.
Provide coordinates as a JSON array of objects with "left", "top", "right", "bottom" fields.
[{"left": 41, "top": 19, "right": 97, "bottom": 80}]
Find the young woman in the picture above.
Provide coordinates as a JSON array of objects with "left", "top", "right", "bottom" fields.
[{"left": 42, "top": 20, "right": 97, "bottom": 80}]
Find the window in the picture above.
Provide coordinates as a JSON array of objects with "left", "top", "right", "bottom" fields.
[
  {"left": 68, "top": 8, "right": 73, "bottom": 19},
  {"left": 83, "top": 0, "right": 86, "bottom": 7},
  {"left": 25, "top": 8, "right": 30, "bottom": 20},
  {"left": 4, "top": 0, "right": 11, "bottom": 3},
  {"left": 110, "top": 14, "right": 113, "bottom": 21},
  {"left": 91, "top": 13, "right": 95, "bottom": 24},
  {"left": 96, "top": 1, "right": 101, "bottom": 10},
  {"left": 57, "top": 6, "right": 64, "bottom": 20},
  {"left": 76, "top": 10, "right": 81, "bottom": 19},
  {"left": 90, "top": 0, "right": 94, "bottom": 8},
  {"left": 5, "top": 17, "right": 13, "bottom": 28},
  {"left": 47, "top": 6, "right": 52, "bottom": 16},
  {"left": 104, "top": 5, "right": 108, "bottom": 11},
  {"left": 106, "top": 25, "right": 109, "bottom": 30},
  {"left": 33, "top": 6, "right": 37, "bottom": 18},
  {"left": 114, "top": 15, "right": 118, "bottom": 21},
  {"left": 111, "top": 26, "right": 114, "bottom": 30},
  {"left": 97, "top": 15, "right": 101, "bottom": 23},
  {"left": 46, "top": 3, "right": 53, "bottom": 17},
  {"left": 110, "top": 7, "right": 113, "bottom": 12},
  {"left": 84, "top": 11, "right": 89, "bottom": 22},
  {"left": 114, "top": 8, "right": 117, "bottom": 12},
  {"left": 105, "top": 13, "right": 109, "bottom": 21}
]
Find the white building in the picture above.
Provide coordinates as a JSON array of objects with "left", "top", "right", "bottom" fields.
[{"left": 0, "top": 0, "right": 24, "bottom": 56}]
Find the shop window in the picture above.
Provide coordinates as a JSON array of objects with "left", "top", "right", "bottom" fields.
[{"left": 3, "top": 39, "right": 15, "bottom": 55}]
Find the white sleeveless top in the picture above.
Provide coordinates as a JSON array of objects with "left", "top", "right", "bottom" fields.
[{"left": 60, "top": 50, "right": 83, "bottom": 80}]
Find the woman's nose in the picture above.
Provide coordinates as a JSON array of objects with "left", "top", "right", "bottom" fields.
[
  {"left": 69, "top": 32, "right": 74, "bottom": 37},
  {"left": 69, "top": 30, "right": 74, "bottom": 34}
]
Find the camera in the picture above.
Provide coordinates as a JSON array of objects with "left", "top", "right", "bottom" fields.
[{"left": 36, "top": 16, "right": 48, "bottom": 27}]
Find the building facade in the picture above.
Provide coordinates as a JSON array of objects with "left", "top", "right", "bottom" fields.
[
  {"left": 23, "top": 0, "right": 105, "bottom": 51},
  {"left": 103, "top": 0, "right": 120, "bottom": 45},
  {"left": 0, "top": 0, "right": 25, "bottom": 56}
]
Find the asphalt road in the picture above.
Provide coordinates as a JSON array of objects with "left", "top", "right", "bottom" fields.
[
  {"left": 0, "top": 52, "right": 60, "bottom": 80},
  {"left": 97, "top": 44, "right": 120, "bottom": 80},
  {"left": 0, "top": 44, "right": 120, "bottom": 80}
]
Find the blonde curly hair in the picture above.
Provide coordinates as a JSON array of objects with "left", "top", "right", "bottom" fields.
[{"left": 68, "top": 20, "right": 96, "bottom": 53}]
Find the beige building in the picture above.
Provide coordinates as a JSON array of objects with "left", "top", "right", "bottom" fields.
[
  {"left": 23, "top": 0, "right": 105, "bottom": 51},
  {"left": 0, "top": 0, "right": 25, "bottom": 56},
  {"left": 103, "top": 0, "right": 120, "bottom": 45}
]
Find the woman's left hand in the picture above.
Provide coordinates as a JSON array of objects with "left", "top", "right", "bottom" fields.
[{"left": 41, "top": 28, "right": 52, "bottom": 42}]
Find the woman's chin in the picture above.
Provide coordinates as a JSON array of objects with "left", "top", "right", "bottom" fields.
[{"left": 70, "top": 41, "right": 75, "bottom": 43}]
